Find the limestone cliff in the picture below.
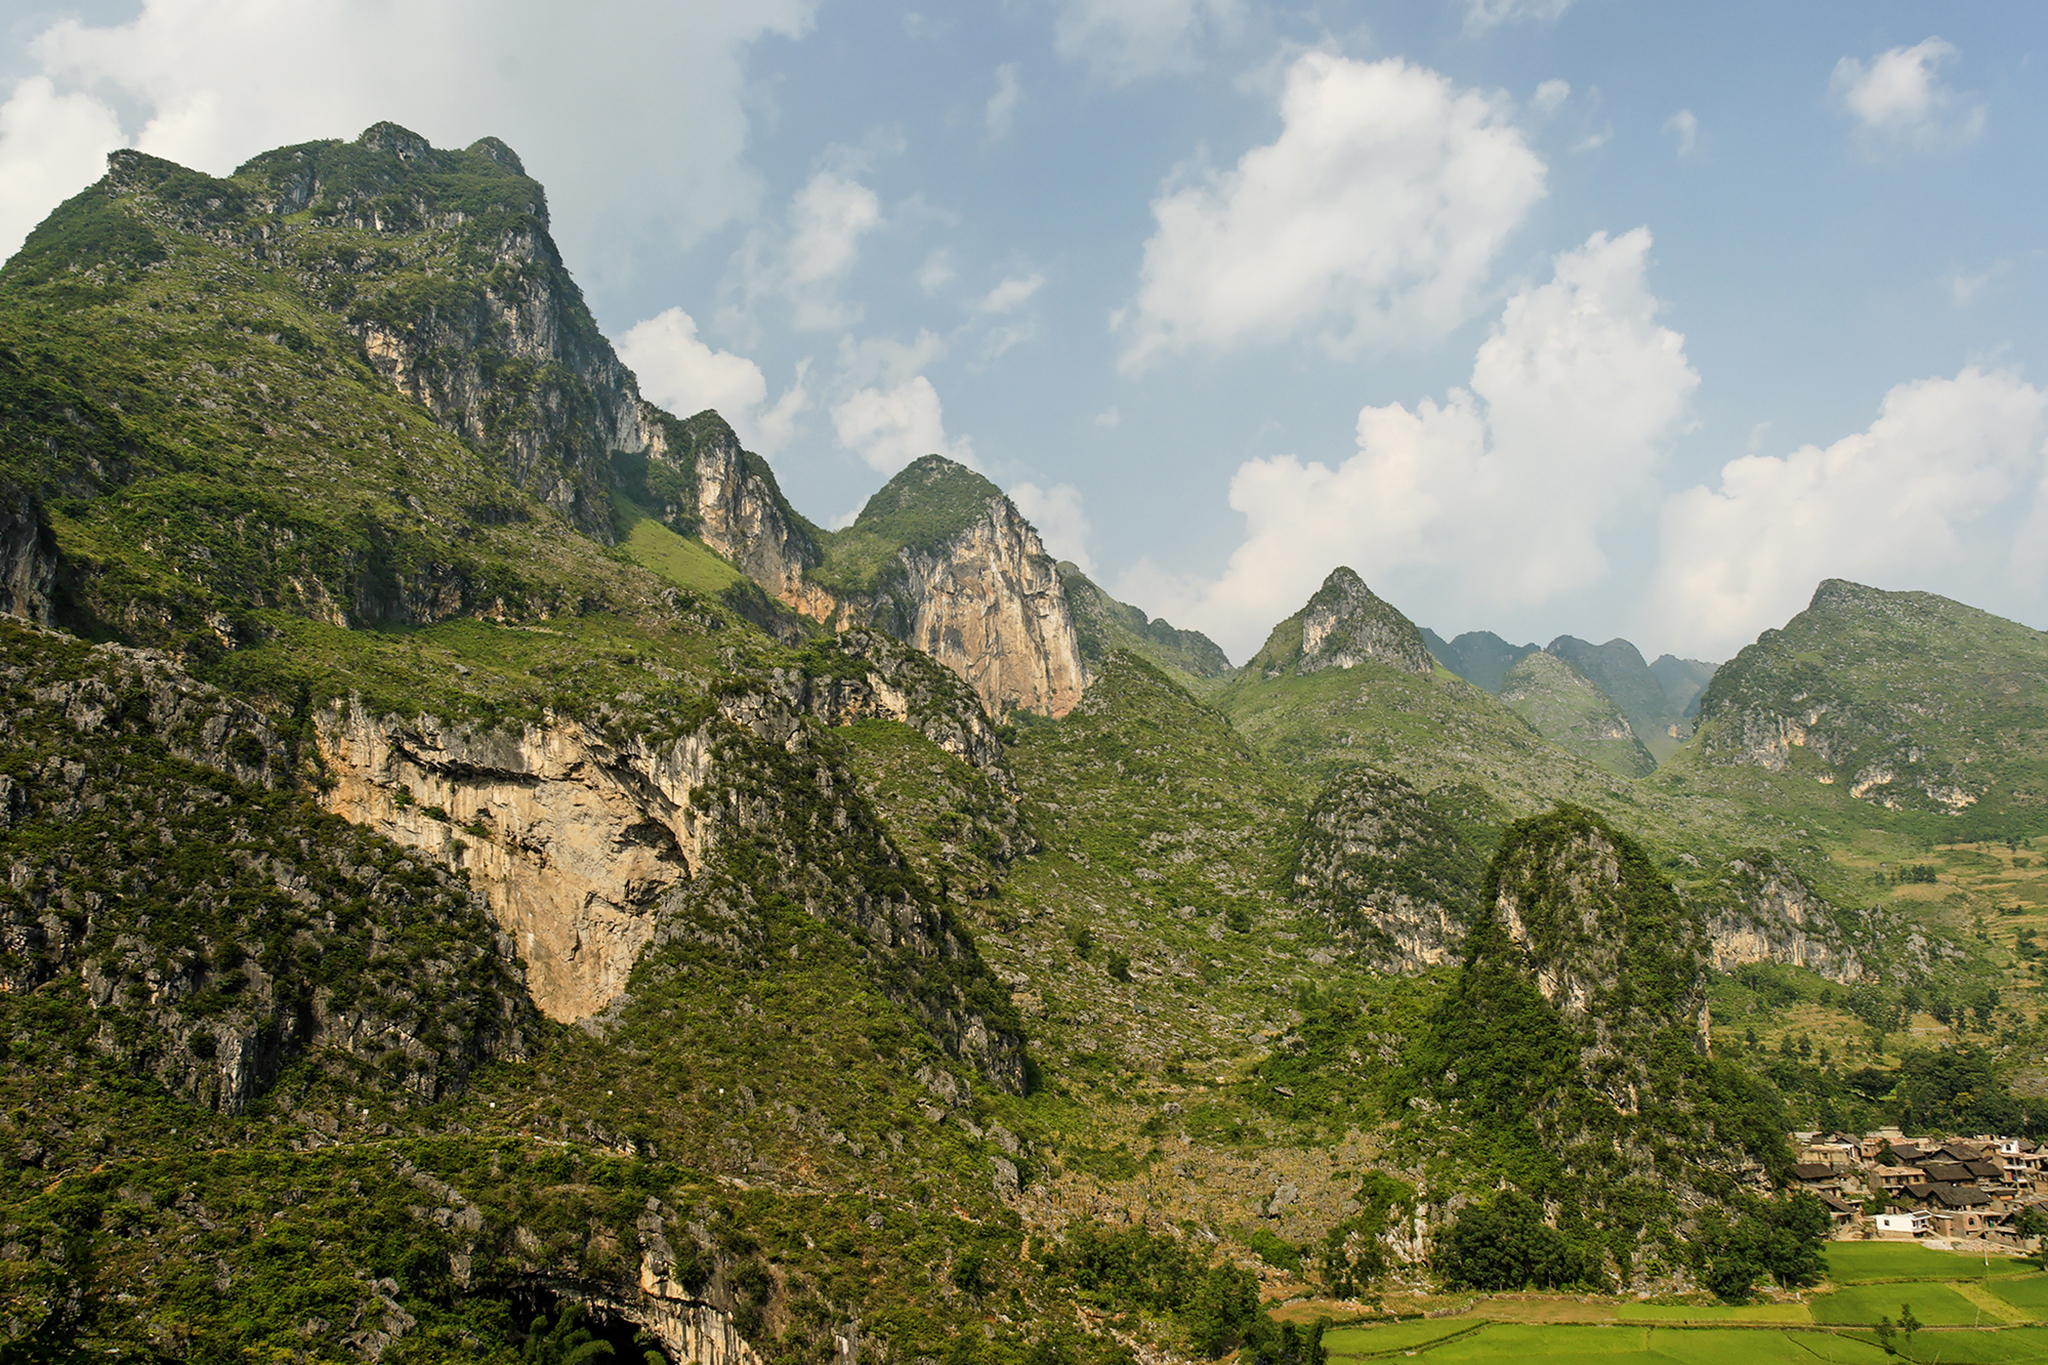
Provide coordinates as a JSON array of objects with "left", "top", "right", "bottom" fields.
[
  {"left": 0, "top": 620, "right": 531, "bottom": 1113},
  {"left": 1485, "top": 807, "right": 1710, "bottom": 1048},
  {"left": 676, "top": 451, "right": 1088, "bottom": 720},
  {"left": 228, "top": 124, "right": 642, "bottom": 541},
  {"left": 863, "top": 490, "right": 1087, "bottom": 719},
  {"left": 310, "top": 626, "right": 1031, "bottom": 1090},
  {"left": 1249, "top": 567, "right": 1435, "bottom": 679},
  {"left": 1291, "top": 766, "right": 1486, "bottom": 972}
]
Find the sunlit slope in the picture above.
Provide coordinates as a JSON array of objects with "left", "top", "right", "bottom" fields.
[{"left": 1680, "top": 579, "right": 2048, "bottom": 840}]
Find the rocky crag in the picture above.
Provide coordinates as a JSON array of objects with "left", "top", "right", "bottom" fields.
[{"left": 1696, "top": 578, "right": 2048, "bottom": 819}]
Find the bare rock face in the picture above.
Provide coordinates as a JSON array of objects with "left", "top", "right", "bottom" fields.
[
  {"left": 0, "top": 485, "right": 55, "bottom": 625},
  {"left": 1292, "top": 766, "right": 1484, "bottom": 972},
  {"left": 314, "top": 629, "right": 1024, "bottom": 1031},
  {"left": 0, "top": 624, "right": 530, "bottom": 1113},
  {"left": 314, "top": 704, "right": 714, "bottom": 1023},
  {"left": 1703, "top": 857, "right": 1867, "bottom": 983},
  {"left": 869, "top": 496, "right": 1087, "bottom": 720},
  {"left": 647, "top": 407, "right": 824, "bottom": 607},
  {"left": 1299, "top": 567, "right": 1435, "bottom": 676}
]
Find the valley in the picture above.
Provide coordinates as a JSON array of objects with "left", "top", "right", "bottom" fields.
[{"left": 4, "top": 124, "right": 2048, "bottom": 1365}]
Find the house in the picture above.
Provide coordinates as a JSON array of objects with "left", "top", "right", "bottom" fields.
[
  {"left": 1818, "top": 1193, "right": 1863, "bottom": 1230},
  {"left": 1874, "top": 1209, "right": 1930, "bottom": 1238},
  {"left": 1791, "top": 1162, "right": 1846, "bottom": 1193},
  {"left": 1873, "top": 1164, "right": 1925, "bottom": 1194}
]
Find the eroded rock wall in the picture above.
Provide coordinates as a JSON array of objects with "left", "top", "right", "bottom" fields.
[{"left": 864, "top": 499, "right": 1087, "bottom": 719}]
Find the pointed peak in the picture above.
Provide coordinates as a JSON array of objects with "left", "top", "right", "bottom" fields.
[{"left": 357, "top": 121, "right": 433, "bottom": 161}]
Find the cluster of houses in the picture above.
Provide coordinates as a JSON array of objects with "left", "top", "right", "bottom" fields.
[{"left": 1791, "top": 1129, "right": 2048, "bottom": 1243}]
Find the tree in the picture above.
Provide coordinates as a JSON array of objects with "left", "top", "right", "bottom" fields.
[
  {"left": 522, "top": 1304, "right": 614, "bottom": 1365},
  {"left": 1899, "top": 1302, "right": 1921, "bottom": 1356},
  {"left": 1435, "top": 1191, "right": 1601, "bottom": 1293}
]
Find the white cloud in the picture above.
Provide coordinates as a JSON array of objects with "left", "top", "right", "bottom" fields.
[
  {"left": 1664, "top": 109, "right": 1698, "bottom": 156},
  {"left": 986, "top": 63, "right": 1022, "bottom": 140},
  {"left": 617, "top": 307, "right": 809, "bottom": 456},
  {"left": 837, "top": 329, "right": 948, "bottom": 389},
  {"left": 780, "top": 169, "right": 883, "bottom": 330},
  {"left": 1649, "top": 368, "right": 2048, "bottom": 657},
  {"left": 1117, "top": 228, "right": 1696, "bottom": 657},
  {"left": 1464, "top": 0, "right": 1573, "bottom": 34},
  {"left": 0, "top": 0, "right": 813, "bottom": 277},
  {"left": 1531, "top": 79, "right": 1571, "bottom": 115},
  {"left": 1011, "top": 481, "right": 1095, "bottom": 573},
  {"left": 1117, "top": 51, "right": 1546, "bottom": 369},
  {"left": 830, "top": 375, "right": 973, "bottom": 474},
  {"left": 917, "top": 250, "right": 956, "bottom": 295},
  {"left": 1051, "top": 0, "right": 1241, "bottom": 84},
  {"left": 979, "top": 273, "right": 1045, "bottom": 313},
  {"left": 1831, "top": 37, "right": 1984, "bottom": 153},
  {"left": 0, "top": 75, "right": 125, "bottom": 256}
]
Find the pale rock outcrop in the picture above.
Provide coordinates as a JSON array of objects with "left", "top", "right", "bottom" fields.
[
  {"left": 654, "top": 408, "right": 822, "bottom": 608},
  {"left": 1701, "top": 857, "right": 1870, "bottom": 985},
  {"left": 314, "top": 627, "right": 1023, "bottom": 1024},
  {"left": 868, "top": 498, "right": 1087, "bottom": 719},
  {"left": 1299, "top": 567, "right": 1435, "bottom": 677},
  {"left": 314, "top": 705, "right": 714, "bottom": 1023}
]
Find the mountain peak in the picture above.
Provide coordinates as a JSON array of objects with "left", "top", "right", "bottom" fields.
[
  {"left": 356, "top": 120, "right": 433, "bottom": 160},
  {"left": 1299, "top": 567, "right": 1434, "bottom": 676}
]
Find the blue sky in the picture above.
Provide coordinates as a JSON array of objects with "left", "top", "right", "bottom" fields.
[{"left": 2, "top": 0, "right": 2043, "bottom": 663}]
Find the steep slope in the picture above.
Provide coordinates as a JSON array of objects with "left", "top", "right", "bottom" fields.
[
  {"left": 1651, "top": 654, "right": 1717, "bottom": 719},
  {"left": 1692, "top": 578, "right": 2048, "bottom": 830},
  {"left": 1499, "top": 648, "right": 1657, "bottom": 778},
  {"left": 1399, "top": 808, "right": 1788, "bottom": 1282},
  {"left": 1059, "top": 560, "right": 1233, "bottom": 688},
  {"left": 1289, "top": 767, "right": 1494, "bottom": 971},
  {"left": 1250, "top": 567, "right": 1434, "bottom": 678},
  {"left": 1548, "top": 635, "right": 1689, "bottom": 761},
  {"left": 1420, "top": 628, "right": 1536, "bottom": 693}
]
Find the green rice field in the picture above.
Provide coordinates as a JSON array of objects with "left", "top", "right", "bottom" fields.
[{"left": 1312, "top": 1244, "right": 2048, "bottom": 1360}]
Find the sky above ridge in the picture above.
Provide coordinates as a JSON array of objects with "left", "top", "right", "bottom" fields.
[{"left": 2, "top": 1, "right": 2045, "bottom": 664}]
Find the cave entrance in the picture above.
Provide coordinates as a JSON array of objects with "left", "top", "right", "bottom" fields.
[{"left": 504, "top": 1283, "right": 673, "bottom": 1364}]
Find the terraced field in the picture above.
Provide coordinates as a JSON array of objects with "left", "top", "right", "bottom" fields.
[{"left": 1312, "top": 1243, "right": 2048, "bottom": 1361}]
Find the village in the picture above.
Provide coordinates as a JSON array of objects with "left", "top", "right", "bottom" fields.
[{"left": 1793, "top": 1129, "right": 2048, "bottom": 1246}]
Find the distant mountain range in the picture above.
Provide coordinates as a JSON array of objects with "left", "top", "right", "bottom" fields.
[{"left": 6, "top": 123, "right": 2048, "bottom": 1361}]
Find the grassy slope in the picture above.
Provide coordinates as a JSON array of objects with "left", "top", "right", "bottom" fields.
[
  {"left": 1499, "top": 649, "right": 1658, "bottom": 779},
  {"left": 1057, "top": 563, "right": 1235, "bottom": 691}
]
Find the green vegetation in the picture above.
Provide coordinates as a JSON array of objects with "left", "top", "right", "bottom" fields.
[
  {"left": 1498, "top": 648, "right": 1657, "bottom": 778},
  {"left": 809, "top": 455, "right": 1004, "bottom": 596},
  {"left": 1058, "top": 562, "right": 1233, "bottom": 689}
]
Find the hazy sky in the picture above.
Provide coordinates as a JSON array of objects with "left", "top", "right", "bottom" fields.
[{"left": 2, "top": 0, "right": 2044, "bottom": 663}]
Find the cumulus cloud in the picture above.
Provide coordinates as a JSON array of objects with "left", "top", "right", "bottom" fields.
[
  {"left": 980, "top": 273, "right": 1045, "bottom": 313},
  {"left": 1051, "top": 0, "right": 1242, "bottom": 84},
  {"left": 1531, "top": 79, "right": 1571, "bottom": 115},
  {"left": 0, "top": 76, "right": 125, "bottom": 256},
  {"left": 986, "top": 63, "right": 1022, "bottom": 140},
  {"left": 1117, "top": 228, "right": 1696, "bottom": 657},
  {"left": 1649, "top": 368, "right": 2048, "bottom": 657},
  {"left": 1831, "top": 37, "right": 1984, "bottom": 153},
  {"left": 1464, "top": 0, "right": 1573, "bottom": 34},
  {"left": 617, "top": 307, "right": 808, "bottom": 455},
  {"left": 0, "top": 0, "right": 813, "bottom": 281},
  {"left": 1010, "top": 481, "right": 1095, "bottom": 574},
  {"left": 774, "top": 169, "right": 884, "bottom": 331},
  {"left": 1117, "top": 51, "right": 1546, "bottom": 369},
  {"left": 830, "top": 375, "right": 973, "bottom": 474}
]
